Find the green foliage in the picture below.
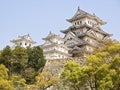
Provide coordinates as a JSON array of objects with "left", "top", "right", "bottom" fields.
[
  {"left": 11, "top": 74, "right": 26, "bottom": 89},
  {"left": 0, "top": 46, "right": 12, "bottom": 74},
  {"left": 0, "top": 64, "right": 14, "bottom": 90},
  {"left": 22, "top": 67, "right": 37, "bottom": 83},
  {"left": 61, "top": 42, "right": 120, "bottom": 90},
  {"left": 35, "top": 72, "right": 58, "bottom": 90},
  {"left": 108, "top": 44, "right": 120, "bottom": 55},
  {"left": 0, "top": 79, "right": 13, "bottom": 90},
  {"left": 61, "top": 62, "right": 89, "bottom": 90},
  {"left": 27, "top": 46, "right": 46, "bottom": 71},
  {"left": 25, "top": 46, "right": 46, "bottom": 83},
  {"left": 12, "top": 46, "right": 28, "bottom": 74},
  {"left": 0, "top": 45, "right": 46, "bottom": 85},
  {"left": 0, "top": 64, "right": 9, "bottom": 80},
  {"left": 109, "top": 55, "right": 120, "bottom": 89}
]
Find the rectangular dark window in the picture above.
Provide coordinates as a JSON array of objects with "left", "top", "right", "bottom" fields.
[
  {"left": 75, "top": 22, "right": 76, "bottom": 25},
  {"left": 20, "top": 42, "right": 22, "bottom": 45},
  {"left": 80, "top": 21, "right": 82, "bottom": 24}
]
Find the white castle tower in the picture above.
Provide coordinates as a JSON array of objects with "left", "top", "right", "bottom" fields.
[
  {"left": 11, "top": 34, "right": 36, "bottom": 48},
  {"left": 61, "top": 7, "right": 111, "bottom": 57},
  {"left": 41, "top": 32, "right": 70, "bottom": 59}
]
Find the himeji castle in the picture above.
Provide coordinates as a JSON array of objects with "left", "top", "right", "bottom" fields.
[
  {"left": 11, "top": 34, "right": 36, "bottom": 48},
  {"left": 10, "top": 7, "right": 112, "bottom": 59},
  {"left": 61, "top": 7, "right": 111, "bottom": 57}
]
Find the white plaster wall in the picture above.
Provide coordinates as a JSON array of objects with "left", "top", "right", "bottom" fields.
[
  {"left": 44, "top": 41, "right": 51, "bottom": 46},
  {"left": 45, "top": 53, "right": 67, "bottom": 59},
  {"left": 72, "top": 18, "right": 86, "bottom": 26},
  {"left": 44, "top": 46, "right": 68, "bottom": 54},
  {"left": 51, "top": 38, "right": 63, "bottom": 44},
  {"left": 14, "top": 41, "right": 32, "bottom": 48},
  {"left": 43, "top": 37, "right": 69, "bottom": 59},
  {"left": 86, "top": 18, "right": 97, "bottom": 27}
]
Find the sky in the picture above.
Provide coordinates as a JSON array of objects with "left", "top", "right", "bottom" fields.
[{"left": 0, "top": 0, "right": 120, "bottom": 49}]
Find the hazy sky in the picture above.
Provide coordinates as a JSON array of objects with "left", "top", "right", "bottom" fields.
[{"left": 0, "top": 0, "right": 120, "bottom": 49}]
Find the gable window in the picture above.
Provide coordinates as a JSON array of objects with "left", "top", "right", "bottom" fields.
[
  {"left": 20, "top": 42, "right": 22, "bottom": 45},
  {"left": 25, "top": 43, "right": 27, "bottom": 45},
  {"left": 80, "top": 21, "right": 82, "bottom": 24},
  {"left": 75, "top": 22, "right": 76, "bottom": 25},
  {"left": 88, "top": 21, "right": 89, "bottom": 24}
]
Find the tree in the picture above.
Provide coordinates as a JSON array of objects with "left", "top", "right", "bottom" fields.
[
  {"left": 27, "top": 46, "right": 46, "bottom": 71},
  {"left": 11, "top": 46, "right": 28, "bottom": 74},
  {"left": 61, "top": 61, "right": 89, "bottom": 90},
  {"left": 35, "top": 72, "right": 57, "bottom": 90},
  {"left": 0, "top": 64, "right": 14, "bottom": 90},
  {"left": 85, "top": 55, "right": 113, "bottom": 90},
  {"left": 61, "top": 42, "right": 120, "bottom": 90},
  {"left": 11, "top": 74, "right": 26, "bottom": 89},
  {"left": 0, "top": 46, "right": 12, "bottom": 76},
  {"left": 0, "top": 45, "right": 47, "bottom": 86},
  {"left": 109, "top": 55, "right": 120, "bottom": 90},
  {"left": 61, "top": 58, "right": 113, "bottom": 90},
  {"left": 24, "top": 46, "right": 46, "bottom": 84},
  {"left": 22, "top": 67, "right": 37, "bottom": 83}
]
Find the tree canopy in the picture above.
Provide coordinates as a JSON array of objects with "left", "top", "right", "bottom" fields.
[
  {"left": 0, "top": 46, "right": 46, "bottom": 84},
  {"left": 61, "top": 41, "right": 120, "bottom": 90}
]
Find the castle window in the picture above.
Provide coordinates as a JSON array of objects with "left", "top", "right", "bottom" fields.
[
  {"left": 20, "top": 42, "right": 22, "bottom": 45},
  {"left": 75, "top": 22, "right": 76, "bottom": 25},
  {"left": 77, "top": 21, "right": 79, "bottom": 25},
  {"left": 90, "top": 22, "right": 92, "bottom": 25},
  {"left": 25, "top": 43, "right": 27, "bottom": 45},
  {"left": 80, "top": 21, "right": 82, "bottom": 24},
  {"left": 88, "top": 21, "right": 89, "bottom": 24},
  {"left": 29, "top": 44, "right": 31, "bottom": 47}
]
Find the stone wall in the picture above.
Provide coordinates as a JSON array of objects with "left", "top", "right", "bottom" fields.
[{"left": 43, "top": 57, "right": 86, "bottom": 77}]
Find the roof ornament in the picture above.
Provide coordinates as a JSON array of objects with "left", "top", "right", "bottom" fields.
[
  {"left": 78, "top": 6, "right": 80, "bottom": 11},
  {"left": 93, "top": 13, "right": 96, "bottom": 16},
  {"left": 49, "top": 31, "right": 52, "bottom": 35},
  {"left": 50, "top": 31, "right": 52, "bottom": 34}
]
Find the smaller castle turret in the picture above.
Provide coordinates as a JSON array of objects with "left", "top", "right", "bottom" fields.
[
  {"left": 41, "top": 32, "right": 70, "bottom": 59},
  {"left": 11, "top": 34, "right": 36, "bottom": 48}
]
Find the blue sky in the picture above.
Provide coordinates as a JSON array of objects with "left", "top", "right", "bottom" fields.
[{"left": 0, "top": 0, "right": 120, "bottom": 49}]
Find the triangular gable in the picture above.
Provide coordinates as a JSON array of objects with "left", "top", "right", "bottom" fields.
[
  {"left": 87, "top": 29, "right": 97, "bottom": 38},
  {"left": 65, "top": 39, "right": 78, "bottom": 46},
  {"left": 64, "top": 31, "right": 75, "bottom": 40},
  {"left": 42, "top": 40, "right": 53, "bottom": 46},
  {"left": 64, "top": 31, "right": 84, "bottom": 47},
  {"left": 64, "top": 31, "right": 83, "bottom": 43}
]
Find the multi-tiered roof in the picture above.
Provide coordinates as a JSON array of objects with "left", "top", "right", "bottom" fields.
[
  {"left": 61, "top": 7, "right": 111, "bottom": 57},
  {"left": 41, "top": 32, "right": 70, "bottom": 59},
  {"left": 67, "top": 7, "right": 105, "bottom": 24}
]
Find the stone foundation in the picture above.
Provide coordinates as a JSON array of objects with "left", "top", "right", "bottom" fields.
[{"left": 43, "top": 57, "right": 86, "bottom": 77}]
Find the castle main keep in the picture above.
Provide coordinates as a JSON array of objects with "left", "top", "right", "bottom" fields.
[{"left": 61, "top": 7, "right": 111, "bottom": 57}]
